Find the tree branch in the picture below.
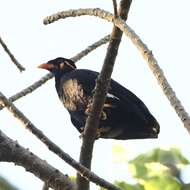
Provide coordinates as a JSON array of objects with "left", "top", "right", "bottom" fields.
[
  {"left": 43, "top": 7, "right": 190, "bottom": 134},
  {"left": 71, "top": 34, "right": 110, "bottom": 62},
  {"left": 0, "top": 92, "right": 121, "bottom": 190},
  {"left": 0, "top": 73, "right": 53, "bottom": 111},
  {"left": 42, "top": 182, "right": 49, "bottom": 190},
  {"left": 43, "top": 9, "right": 113, "bottom": 25},
  {"left": 0, "top": 130, "right": 74, "bottom": 190},
  {"left": 0, "top": 35, "right": 110, "bottom": 111},
  {"left": 77, "top": 1, "right": 132, "bottom": 190},
  {"left": 0, "top": 36, "right": 25, "bottom": 72},
  {"left": 112, "top": 0, "right": 118, "bottom": 17}
]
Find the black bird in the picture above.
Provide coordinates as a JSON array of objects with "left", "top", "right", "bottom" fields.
[{"left": 38, "top": 57, "right": 159, "bottom": 140}]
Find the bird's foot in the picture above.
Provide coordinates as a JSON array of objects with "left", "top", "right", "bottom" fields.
[
  {"left": 85, "top": 105, "right": 92, "bottom": 116},
  {"left": 100, "top": 111, "right": 107, "bottom": 120},
  {"left": 96, "top": 127, "right": 110, "bottom": 138},
  {"left": 79, "top": 127, "right": 109, "bottom": 139},
  {"left": 79, "top": 132, "right": 84, "bottom": 139},
  {"left": 79, "top": 127, "right": 85, "bottom": 139}
]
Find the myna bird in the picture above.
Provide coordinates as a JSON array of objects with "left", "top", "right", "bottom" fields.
[{"left": 38, "top": 57, "right": 159, "bottom": 140}]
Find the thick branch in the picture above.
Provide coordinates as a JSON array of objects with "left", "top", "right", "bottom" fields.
[
  {"left": 0, "top": 130, "right": 74, "bottom": 190},
  {"left": 77, "top": 1, "right": 132, "bottom": 190},
  {"left": 42, "top": 182, "right": 50, "bottom": 190},
  {"left": 0, "top": 92, "right": 121, "bottom": 190},
  {"left": 0, "top": 35, "right": 110, "bottom": 111},
  {"left": 0, "top": 36, "right": 25, "bottom": 72},
  {"left": 43, "top": 8, "right": 113, "bottom": 25},
  {"left": 44, "top": 7, "right": 190, "bottom": 134},
  {"left": 112, "top": 0, "right": 118, "bottom": 17}
]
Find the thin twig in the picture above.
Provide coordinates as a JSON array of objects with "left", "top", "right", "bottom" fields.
[
  {"left": 0, "top": 130, "right": 74, "bottom": 190},
  {"left": 0, "top": 73, "right": 53, "bottom": 111},
  {"left": 0, "top": 36, "right": 25, "bottom": 72},
  {"left": 0, "top": 91, "right": 121, "bottom": 190},
  {"left": 44, "top": 7, "right": 190, "bottom": 133},
  {"left": 0, "top": 35, "right": 110, "bottom": 111},
  {"left": 77, "top": 1, "right": 132, "bottom": 190},
  {"left": 71, "top": 34, "right": 110, "bottom": 62}
]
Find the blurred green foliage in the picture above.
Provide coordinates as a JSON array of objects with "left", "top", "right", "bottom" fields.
[
  {"left": 0, "top": 176, "right": 19, "bottom": 190},
  {"left": 1, "top": 148, "right": 189, "bottom": 190},
  {"left": 101, "top": 147, "right": 190, "bottom": 190}
]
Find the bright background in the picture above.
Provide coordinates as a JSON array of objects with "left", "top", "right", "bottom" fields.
[{"left": 0, "top": 0, "right": 190, "bottom": 189}]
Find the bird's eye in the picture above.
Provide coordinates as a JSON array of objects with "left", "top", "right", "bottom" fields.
[{"left": 60, "top": 63, "right": 65, "bottom": 69}]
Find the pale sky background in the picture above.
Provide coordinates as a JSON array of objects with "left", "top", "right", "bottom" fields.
[{"left": 0, "top": 0, "right": 190, "bottom": 189}]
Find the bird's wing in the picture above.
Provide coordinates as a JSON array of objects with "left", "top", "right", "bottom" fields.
[
  {"left": 67, "top": 69, "right": 152, "bottom": 120},
  {"left": 70, "top": 116, "right": 83, "bottom": 132},
  {"left": 109, "top": 79, "right": 153, "bottom": 121},
  {"left": 68, "top": 69, "right": 98, "bottom": 96}
]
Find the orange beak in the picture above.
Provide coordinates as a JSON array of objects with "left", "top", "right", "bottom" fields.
[{"left": 38, "top": 63, "right": 55, "bottom": 70}]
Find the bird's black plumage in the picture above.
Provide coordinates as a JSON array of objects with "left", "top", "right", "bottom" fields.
[{"left": 38, "top": 57, "right": 160, "bottom": 140}]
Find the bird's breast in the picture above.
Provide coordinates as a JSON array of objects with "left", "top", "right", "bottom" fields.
[{"left": 60, "top": 79, "right": 89, "bottom": 111}]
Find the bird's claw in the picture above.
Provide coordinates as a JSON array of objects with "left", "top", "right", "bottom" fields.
[
  {"left": 79, "top": 127, "right": 85, "bottom": 139},
  {"left": 79, "top": 132, "right": 84, "bottom": 139},
  {"left": 96, "top": 127, "right": 110, "bottom": 138},
  {"left": 85, "top": 107, "right": 91, "bottom": 116},
  {"left": 79, "top": 127, "right": 109, "bottom": 139},
  {"left": 100, "top": 111, "right": 107, "bottom": 120}
]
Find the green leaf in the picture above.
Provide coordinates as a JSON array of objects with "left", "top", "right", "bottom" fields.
[
  {"left": 129, "top": 148, "right": 189, "bottom": 167},
  {"left": 0, "top": 176, "right": 19, "bottom": 190},
  {"left": 115, "top": 181, "right": 144, "bottom": 190},
  {"left": 129, "top": 147, "right": 189, "bottom": 179},
  {"left": 141, "top": 175, "right": 181, "bottom": 190},
  {"left": 100, "top": 181, "right": 144, "bottom": 190},
  {"left": 182, "top": 183, "right": 190, "bottom": 190},
  {"left": 129, "top": 162, "right": 148, "bottom": 179}
]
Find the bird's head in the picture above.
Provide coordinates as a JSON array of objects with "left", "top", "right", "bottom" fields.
[{"left": 38, "top": 57, "right": 76, "bottom": 76}]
